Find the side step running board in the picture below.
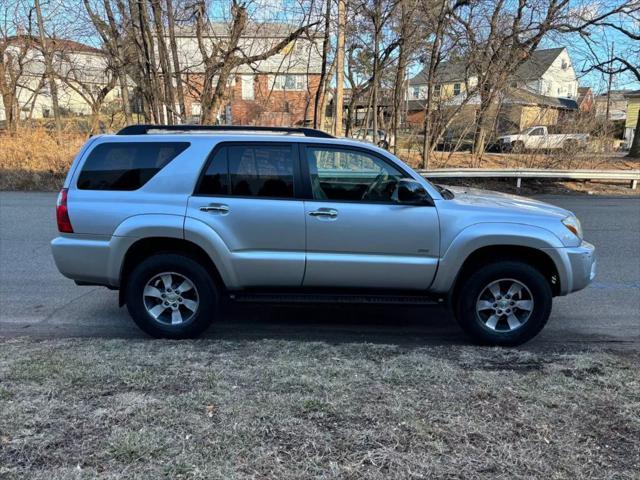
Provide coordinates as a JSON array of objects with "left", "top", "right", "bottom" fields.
[{"left": 228, "top": 292, "right": 445, "bottom": 306}]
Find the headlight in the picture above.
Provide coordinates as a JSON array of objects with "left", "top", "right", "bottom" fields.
[{"left": 562, "top": 215, "right": 583, "bottom": 239}]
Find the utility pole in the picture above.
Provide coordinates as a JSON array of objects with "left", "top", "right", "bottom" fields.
[{"left": 334, "top": 0, "right": 346, "bottom": 136}]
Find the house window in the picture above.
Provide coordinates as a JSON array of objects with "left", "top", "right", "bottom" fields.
[
  {"left": 191, "top": 103, "right": 201, "bottom": 116},
  {"left": 270, "top": 74, "right": 307, "bottom": 91},
  {"left": 241, "top": 75, "right": 254, "bottom": 100},
  {"left": 561, "top": 60, "right": 568, "bottom": 70},
  {"left": 411, "top": 86, "right": 421, "bottom": 99},
  {"left": 453, "top": 83, "right": 461, "bottom": 96},
  {"left": 434, "top": 85, "right": 441, "bottom": 97}
]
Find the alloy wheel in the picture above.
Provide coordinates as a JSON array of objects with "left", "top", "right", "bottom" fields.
[
  {"left": 142, "top": 272, "right": 199, "bottom": 326},
  {"left": 475, "top": 278, "right": 534, "bottom": 332}
]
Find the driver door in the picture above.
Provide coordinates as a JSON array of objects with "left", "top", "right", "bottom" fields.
[{"left": 301, "top": 145, "right": 439, "bottom": 290}]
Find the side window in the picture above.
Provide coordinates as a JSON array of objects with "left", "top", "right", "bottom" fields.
[
  {"left": 198, "top": 144, "right": 295, "bottom": 198},
  {"left": 230, "top": 145, "right": 294, "bottom": 198},
  {"left": 530, "top": 128, "right": 544, "bottom": 136},
  {"left": 77, "top": 142, "right": 189, "bottom": 190},
  {"left": 198, "top": 147, "right": 229, "bottom": 195},
  {"left": 306, "top": 147, "right": 407, "bottom": 202}
]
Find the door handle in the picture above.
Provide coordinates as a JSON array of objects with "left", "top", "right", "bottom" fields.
[
  {"left": 200, "top": 203, "right": 229, "bottom": 213},
  {"left": 308, "top": 208, "right": 338, "bottom": 218}
]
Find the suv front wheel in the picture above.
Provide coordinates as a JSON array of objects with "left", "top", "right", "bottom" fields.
[
  {"left": 125, "top": 253, "right": 218, "bottom": 339},
  {"left": 454, "top": 261, "right": 552, "bottom": 346}
]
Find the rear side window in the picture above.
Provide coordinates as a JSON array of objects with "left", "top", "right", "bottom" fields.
[
  {"left": 198, "top": 144, "right": 294, "bottom": 198},
  {"left": 77, "top": 142, "right": 189, "bottom": 190}
]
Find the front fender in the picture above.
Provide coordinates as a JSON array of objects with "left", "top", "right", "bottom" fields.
[{"left": 431, "top": 222, "right": 567, "bottom": 294}]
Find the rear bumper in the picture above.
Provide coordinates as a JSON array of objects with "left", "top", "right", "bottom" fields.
[{"left": 51, "top": 234, "right": 135, "bottom": 287}]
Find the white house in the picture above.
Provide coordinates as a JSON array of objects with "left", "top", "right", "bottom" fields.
[{"left": 408, "top": 47, "right": 579, "bottom": 101}]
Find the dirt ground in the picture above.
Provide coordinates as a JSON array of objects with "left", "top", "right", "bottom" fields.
[{"left": 1, "top": 338, "right": 639, "bottom": 479}]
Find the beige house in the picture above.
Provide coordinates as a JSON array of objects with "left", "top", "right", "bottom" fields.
[{"left": 0, "top": 36, "right": 123, "bottom": 122}]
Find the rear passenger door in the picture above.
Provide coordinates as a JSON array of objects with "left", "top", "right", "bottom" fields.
[
  {"left": 187, "top": 142, "right": 306, "bottom": 287},
  {"left": 301, "top": 145, "right": 439, "bottom": 290}
]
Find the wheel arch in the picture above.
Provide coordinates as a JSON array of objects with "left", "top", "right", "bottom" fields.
[
  {"left": 118, "top": 237, "right": 225, "bottom": 306},
  {"left": 449, "top": 245, "right": 561, "bottom": 307}
]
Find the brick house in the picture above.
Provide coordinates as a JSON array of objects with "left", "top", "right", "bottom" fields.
[{"left": 172, "top": 23, "right": 323, "bottom": 126}]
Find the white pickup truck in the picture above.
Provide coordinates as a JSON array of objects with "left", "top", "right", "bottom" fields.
[{"left": 497, "top": 126, "right": 589, "bottom": 152}]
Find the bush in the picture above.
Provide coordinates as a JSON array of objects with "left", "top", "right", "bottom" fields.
[{"left": 0, "top": 128, "right": 87, "bottom": 190}]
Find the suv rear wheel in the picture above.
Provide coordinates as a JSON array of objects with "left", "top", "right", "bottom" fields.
[
  {"left": 454, "top": 261, "right": 552, "bottom": 346},
  {"left": 125, "top": 253, "right": 217, "bottom": 339}
]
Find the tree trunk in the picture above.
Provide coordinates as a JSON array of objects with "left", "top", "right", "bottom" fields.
[
  {"left": 629, "top": 111, "right": 640, "bottom": 158},
  {"left": 149, "top": 0, "right": 175, "bottom": 124},
  {"left": 334, "top": 0, "right": 346, "bottom": 136},
  {"left": 371, "top": 0, "right": 381, "bottom": 144},
  {"left": 165, "top": 0, "right": 186, "bottom": 123},
  {"left": 118, "top": 72, "right": 132, "bottom": 124},
  {"left": 313, "top": 0, "right": 331, "bottom": 130},
  {"left": 34, "top": 0, "right": 62, "bottom": 132},
  {"left": 1, "top": 92, "right": 16, "bottom": 132},
  {"left": 472, "top": 92, "right": 494, "bottom": 162}
]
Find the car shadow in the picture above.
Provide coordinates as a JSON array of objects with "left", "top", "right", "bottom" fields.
[{"left": 204, "top": 303, "right": 468, "bottom": 346}]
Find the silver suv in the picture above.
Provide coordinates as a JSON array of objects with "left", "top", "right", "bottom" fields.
[{"left": 51, "top": 125, "right": 596, "bottom": 346}]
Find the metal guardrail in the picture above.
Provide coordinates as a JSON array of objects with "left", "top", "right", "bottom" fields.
[{"left": 416, "top": 168, "right": 640, "bottom": 189}]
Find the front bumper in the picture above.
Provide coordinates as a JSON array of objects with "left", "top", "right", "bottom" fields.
[{"left": 565, "top": 241, "right": 596, "bottom": 292}]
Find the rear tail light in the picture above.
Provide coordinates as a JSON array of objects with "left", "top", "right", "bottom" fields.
[{"left": 56, "top": 188, "right": 73, "bottom": 233}]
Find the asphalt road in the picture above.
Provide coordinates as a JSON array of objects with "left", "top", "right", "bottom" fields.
[{"left": 1, "top": 192, "right": 639, "bottom": 348}]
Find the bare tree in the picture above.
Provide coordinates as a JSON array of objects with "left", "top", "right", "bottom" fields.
[
  {"left": 334, "top": 0, "right": 346, "bottom": 136},
  {"left": 0, "top": 3, "right": 35, "bottom": 131},
  {"left": 569, "top": 2, "right": 640, "bottom": 157},
  {"left": 313, "top": 0, "right": 331, "bottom": 129},
  {"left": 82, "top": 0, "right": 133, "bottom": 123},
  {"left": 450, "top": 0, "right": 633, "bottom": 159},
  {"left": 34, "top": 0, "right": 62, "bottom": 131},
  {"left": 191, "top": 0, "right": 318, "bottom": 125}
]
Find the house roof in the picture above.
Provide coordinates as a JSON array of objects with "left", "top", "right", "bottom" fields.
[
  {"left": 512, "top": 47, "right": 565, "bottom": 81},
  {"left": 2, "top": 35, "right": 102, "bottom": 54},
  {"left": 623, "top": 90, "right": 640, "bottom": 98},
  {"left": 506, "top": 87, "right": 577, "bottom": 109},
  {"left": 409, "top": 47, "right": 566, "bottom": 85}
]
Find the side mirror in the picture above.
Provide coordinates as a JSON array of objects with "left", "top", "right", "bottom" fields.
[{"left": 397, "top": 179, "right": 429, "bottom": 204}]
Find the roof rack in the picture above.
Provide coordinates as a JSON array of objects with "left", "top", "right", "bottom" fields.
[{"left": 117, "top": 124, "right": 334, "bottom": 138}]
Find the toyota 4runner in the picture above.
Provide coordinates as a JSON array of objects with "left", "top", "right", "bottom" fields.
[{"left": 51, "top": 125, "right": 596, "bottom": 346}]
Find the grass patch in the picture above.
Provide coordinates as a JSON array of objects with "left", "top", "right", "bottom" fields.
[
  {"left": 0, "top": 129, "right": 86, "bottom": 191},
  {"left": 0, "top": 338, "right": 638, "bottom": 479}
]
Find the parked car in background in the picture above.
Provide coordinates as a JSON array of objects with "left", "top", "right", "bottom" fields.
[
  {"left": 51, "top": 125, "right": 595, "bottom": 346},
  {"left": 497, "top": 125, "right": 589, "bottom": 152},
  {"left": 435, "top": 131, "right": 475, "bottom": 152},
  {"left": 351, "top": 128, "right": 394, "bottom": 149}
]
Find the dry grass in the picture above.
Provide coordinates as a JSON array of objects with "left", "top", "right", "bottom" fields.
[
  {"left": 0, "top": 129, "right": 87, "bottom": 191},
  {"left": 398, "top": 149, "right": 640, "bottom": 171},
  {"left": 1, "top": 338, "right": 639, "bottom": 479}
]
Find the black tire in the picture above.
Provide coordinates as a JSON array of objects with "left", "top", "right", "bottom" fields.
[
  {"left": 125, "top": 253, "right": 218, "bottom": 339},
  {"left": 454, "top": 261, "right": 552, "bottom": 346},
  {"left": 563, "top": 139, "right": 577, "bottom": 153},
  {"left": 511, "top": 141, "right": 525, "bottom": 153}
]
